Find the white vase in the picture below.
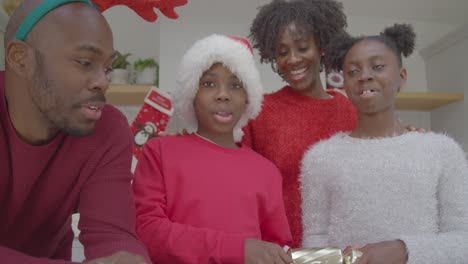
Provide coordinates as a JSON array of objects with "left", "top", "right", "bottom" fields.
[
  {"left": 110, "top": 69, "right": 130, "bottom": 85},
  {"left": 135, "top": 67, "right": 157, "bottom": 85}
]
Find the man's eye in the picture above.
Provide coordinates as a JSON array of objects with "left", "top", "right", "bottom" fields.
[
  {"left": 105, "top": 67, "right": 113, "bottom": 75},
  {"left": 77, "top": 60, "right": 91, "bottom": 67}
]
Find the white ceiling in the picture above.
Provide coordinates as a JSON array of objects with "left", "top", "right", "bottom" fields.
[
  {"left": 341, "top": 0, "right": 468, "bottom": 25},
  {"left": 1, "top": 0, "right": 467, "bottom": 29},
  {"left": 246, "top": 0, "right": 468, "bottom": 25}
]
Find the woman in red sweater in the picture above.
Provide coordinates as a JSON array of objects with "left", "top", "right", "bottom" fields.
[{"left": 243, "top": 0, "right": 357, "bottom": 247}]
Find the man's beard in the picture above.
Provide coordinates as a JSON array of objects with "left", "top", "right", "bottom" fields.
[{"left": 31, "top": 50, "right": 95, "bottom": 137}]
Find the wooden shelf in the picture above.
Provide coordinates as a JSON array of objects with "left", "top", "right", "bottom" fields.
[
  {"left": 107, "top": 85, "right": 151, "bottom": 105},
  {"left": 107, "top": 85, "right": 464, "bottom": 111},
  {"left": 395, "top": 92, "right": 464, "bottom": 110}
]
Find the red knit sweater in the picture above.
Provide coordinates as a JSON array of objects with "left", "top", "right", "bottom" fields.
[
  {"left": 133, "top": 134, "right": 292, "bottom": 263},
  {"left": 242, "top": 86, "right": 357, "bottom": 247},
  {"left": 0, "top": 72, "right": 148, "bottom": 263}
]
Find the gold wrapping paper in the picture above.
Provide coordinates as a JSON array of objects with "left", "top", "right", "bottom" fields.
[{"left": 290, "top": 247, "right": 362, "bottom": 264}]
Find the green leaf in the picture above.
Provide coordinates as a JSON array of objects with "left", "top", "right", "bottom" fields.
[
  {"left": 134, "top": 58, "right": 159, "bottom": 72},
  {"left": 112, "top": 51, "right": 132, "bottom": 69}
]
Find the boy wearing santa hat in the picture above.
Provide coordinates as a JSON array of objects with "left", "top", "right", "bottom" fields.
[{"left": 133, "top": 34, "right": 292, "bottom": 264}]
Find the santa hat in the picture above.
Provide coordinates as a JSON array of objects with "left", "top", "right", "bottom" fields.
[{"left": 173, "top": 34, "right": 263, "bottom": 142}]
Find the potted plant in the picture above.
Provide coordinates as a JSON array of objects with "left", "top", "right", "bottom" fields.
[
  {"left": 110, "top": 51, "right": 131, "bottom": 85},
  {"left": 133, "top": 58, "right": 159, "bottom": 86}
]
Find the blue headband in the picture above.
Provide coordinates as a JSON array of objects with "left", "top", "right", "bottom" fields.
[{"left": 15, "top": 0, "right": 98, "bottom": 41}]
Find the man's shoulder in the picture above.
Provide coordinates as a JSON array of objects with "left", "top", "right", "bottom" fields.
[{"left": 100, "top": 104, "right": 128, "bottom": 127}]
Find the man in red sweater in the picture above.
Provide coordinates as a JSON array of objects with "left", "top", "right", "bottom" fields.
[{"left": 0, "top": 0, "right": 150, "bottom": 263}]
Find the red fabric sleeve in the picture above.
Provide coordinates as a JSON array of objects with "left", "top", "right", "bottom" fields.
[
  {"left": 260, "top": 169, "right": 293, "bottom": 247},
  {"left": 77, "top": 117, "right": 150, "bottom": 262},
  {"left": 0, "top": 247, "right": 76, "bottom": 264},
  {"left": 133, "top": 141, "right": 246, "bottom": 264}
]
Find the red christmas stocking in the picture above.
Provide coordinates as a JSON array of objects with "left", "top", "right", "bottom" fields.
[{"left": 131, "top": 87, "right": 173, "bottom": 163}]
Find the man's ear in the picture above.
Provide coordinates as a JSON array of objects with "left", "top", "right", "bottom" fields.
[{"left": 6, "top": 40, "right": 36, "bottom": 78}]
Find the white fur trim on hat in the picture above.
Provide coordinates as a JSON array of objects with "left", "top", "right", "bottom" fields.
[{"left": 173, "top": 34, "right": 263, "bottom": 142}]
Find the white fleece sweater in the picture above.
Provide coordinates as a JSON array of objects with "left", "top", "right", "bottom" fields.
[{"left": 300, "top": 132, "right": 468, "bottom": 264}]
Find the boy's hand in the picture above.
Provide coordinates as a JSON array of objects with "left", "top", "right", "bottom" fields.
[
  {"left": 83, "top": 251, "right": 148, "bottom": 264},
  {"left": 355, "top": 240, "right": 407, "bottom": 264},
  {"left": 245, "top": 239, "right": 293, "bottom": 264}
]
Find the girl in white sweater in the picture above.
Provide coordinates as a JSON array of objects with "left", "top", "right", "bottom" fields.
[{"left": 300, "top": 24, "right": 468, "bottom": 264}]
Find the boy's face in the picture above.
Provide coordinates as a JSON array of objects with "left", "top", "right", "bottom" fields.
[
  {"left": 194, "top": 63, "right": 248, "bottom": 139},
  {"left": 343, "top": 39, "right": 407, "bottom": 114}
]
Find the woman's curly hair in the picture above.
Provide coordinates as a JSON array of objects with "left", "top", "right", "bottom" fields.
[
  {"left": 249, "top": 0, "right": 347, "bottom": 70},
  {"left": 325, "top": 23, "right": 416, "bottom": 71}
]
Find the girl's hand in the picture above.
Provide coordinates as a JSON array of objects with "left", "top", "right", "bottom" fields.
[
  {"left": 355, "top": 240, "right": 407, "bottom": 264},
  {"left": 343, "top": 244, "right": 360, "bottom": 256}
]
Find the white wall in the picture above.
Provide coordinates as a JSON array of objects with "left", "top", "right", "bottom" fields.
[
  {"left": 103, "top": 6, "right": 160, "bottom": 66},
  {"left": 101, "top": 7, "right": 161, "bottom": 129},
  {"left": 421, "top": 24, "right": 468, "bottom": 149}
]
